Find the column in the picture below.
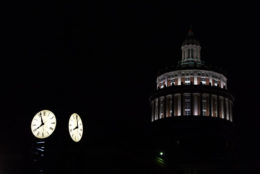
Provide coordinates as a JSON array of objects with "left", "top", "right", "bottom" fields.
[
  {"left": 209, "top": 76, "right": 213, "bottom": 85},
  {"left": 178, "top": 75, "right": 181, "bottom": 85},
  {"left": 209, "top": 94, "right": 212, "bottom": 117},
  {"left": 171, "top": 93, "right": 174, "bottom": 117},
  {"left": 212, "top": 95, "right": 217, "bottom": 117},
  {"left": 194, "top": 46, "right": 197, "bottom": 59},
  {"left": 217, "top": 95, "right": 220, "bottom": 118},
  {"left": 229, "top": 100, "right": 233, "bottom": 122},
  {"left": 215, "top": 95, "right": 218, "bottom": 117},
  {"left": 151, "top": 100, "right": 155, "bottom": 122},
  {"left": 200, "top": 93, "right": 203, "bottom": 116},
  {"left": 174, "top": 94, "right": 178, "bottom": 116},
  {"left": 225, "top": 98, "right": 230, "bottom": 121},
  {"left": 223, "top": 97, "right": 226, "bottom": 120},
  {"left": 166, "top": 95, "right": 172, "bottom": 118},
  {"left": 164, "top": 95, "right": 167, "bottom": 118},
  {"left": 219, "top": 96, "right": 224, "bottom": 119},
  {"left": 191, "top": 93, "right": 193, "bottom": 116},
  {"left": 181, "top": 93, "right": 183, "bottom": 116},
  {"left": 159, "top": 96, "right": 165, "bottom": 119},
  {"left": 196, "top": 46, "right": 199, "bottom": 60},
  {"left": 198, "top": 47, "right": 201, "bottom": 60},
  {"left": 174, "top": 94, "right": 181, "bottom": 116},
  {"left": 193, "top": 93, "right": 200, "bottom": 116},
  {"left": 194, "top": 72, "right": 198, "bottom": 85},
  {"left": 155, "top": 98, "right": 158, "bottom": 120},
  {"left": 205, "top": 94, "right": 210, "bottom": 116}
]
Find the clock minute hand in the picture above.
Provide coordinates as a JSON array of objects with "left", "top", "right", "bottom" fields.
[
  {"left": 76, "top": 115, "right": 78, "bottom": 128},
  {"left": 40, "top": 115, "right": 45, "bottom": 125}
]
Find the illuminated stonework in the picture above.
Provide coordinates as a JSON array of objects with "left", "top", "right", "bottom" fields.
[
  {"left": 157, "top": 69, "right": 227, "bottom": 89},
  {"left": 151, "top": 29, "right": 234, "bottom": 122}
]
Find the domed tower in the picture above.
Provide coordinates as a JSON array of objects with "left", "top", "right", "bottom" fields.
[{"left": 150, "top": 29, "right": 234, "bottom": 173}]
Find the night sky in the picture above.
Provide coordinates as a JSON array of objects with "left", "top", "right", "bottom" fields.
[{"left": 1, "top": 0, "right": 260, "bottom": 173}]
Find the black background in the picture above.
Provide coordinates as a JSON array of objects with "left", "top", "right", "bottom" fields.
[{"left": 1, "top": 0, "right": 260, "bottom": 173}]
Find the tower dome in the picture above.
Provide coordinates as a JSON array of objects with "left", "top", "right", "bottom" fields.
[
  {"left": 149, "top": 28, "right": 235, "bottom": 174},
  {"left": 151, "top": 29, "right": 233, "bottom": 122}
]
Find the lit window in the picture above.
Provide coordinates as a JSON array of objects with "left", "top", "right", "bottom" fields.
[
  {"left": 202, "top": 95, "right": 208, "bottom": 116},
  {"left": 171, "top": 79, "right": 175, "bottom": 85},
  {"left": 201, "top": 77, "right": 206, "bottom": 85},
  {"left": 214, "top": 80, "right": 218, "bottom": 86},
  {"left": 184, "top": 94, "right": 191, "bottom": 116},
  {"left": 160, "top": 97, "right": 165, "bottom": 119},
  {"left": 185, "top": 77, "right": 190, "bottom": 85}
]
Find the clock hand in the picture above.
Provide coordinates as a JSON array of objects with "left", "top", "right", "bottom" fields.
[
  {"left": 76, "top": 115, "right": 78, "bottom": 128},
  {"left": 40, "top": 115, "right": 45, "bottom": 125},
  {"left": 34, "top": 114, "right": 45, "bottom": 131},
  {"left": 73, "top": 125, "right": 78, "bottom": 130},
  {"left": 35, "top": 123, "right": 43, "bottom": 130},
  {"left": 73, "top": 115, "right": 79, "bottom": 130}
]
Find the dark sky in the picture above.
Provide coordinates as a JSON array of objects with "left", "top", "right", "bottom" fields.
[{"left": 1, "top": 0, "right": 260, "bottom": 173}]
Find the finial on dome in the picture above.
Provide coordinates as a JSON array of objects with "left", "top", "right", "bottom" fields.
[
  {"left": 182, "top": 26, "right": 199, "bottom": 46},
  {"left": 187, "top": 25, "right": 193, "bottom": 36}
]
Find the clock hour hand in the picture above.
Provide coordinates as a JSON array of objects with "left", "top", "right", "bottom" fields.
[
  {"left": 34, "top": 115, "right": 45, "bottom": 130},
  {"left": 35, "top": 123, "right": 43, "bottom": 130},
  {"left": 73, "top": 115, "right": 78, "bottom": 130},
  {"left": 73, "top": 125, "right": 78, "bottom": 130}
]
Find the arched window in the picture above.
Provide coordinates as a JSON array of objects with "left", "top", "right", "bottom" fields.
[{"left": 191, "top": 49, "right": 194, "bottom": 58}]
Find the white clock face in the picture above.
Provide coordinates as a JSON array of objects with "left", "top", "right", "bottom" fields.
[
  {"left": 68, "top": 113, "right": 83, "bottom": 142},
  {"left": 31, "top": 110, "right": 56, "bottom": 139}
]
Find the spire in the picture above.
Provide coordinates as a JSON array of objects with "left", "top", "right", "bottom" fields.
[
  {"left": 182, "top": 27, "right": 199, "bottom": 46},
  {"left": 187, "top": 25, "right": 193, "bottom": 37}
]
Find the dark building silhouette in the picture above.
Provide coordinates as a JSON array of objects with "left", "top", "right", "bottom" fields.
[{"left": 150, "top": 29, "right": 234, "bottom": 174}]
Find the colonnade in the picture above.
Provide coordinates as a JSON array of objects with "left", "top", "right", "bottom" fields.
[{"left": 151, "top": 93, "right": 233, "bottom": 122}]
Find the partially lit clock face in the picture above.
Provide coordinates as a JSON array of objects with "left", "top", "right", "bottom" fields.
[
  {"left": 68, "top": 113, "right": 83, "bottom": 142},
  {"left": 31, "top": 110, "right": 57, "bottom": 139}
]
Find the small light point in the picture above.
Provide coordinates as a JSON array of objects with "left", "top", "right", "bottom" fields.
[{"left": 159, "top": 152, "right": 164, "bottom": 156}]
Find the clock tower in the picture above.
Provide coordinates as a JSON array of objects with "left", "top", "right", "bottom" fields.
[{"left": 31, "top": 109, "right": 57, "bottom": 174}]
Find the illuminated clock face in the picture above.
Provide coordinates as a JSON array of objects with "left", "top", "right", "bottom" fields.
[
  {"left": 68, "top": 113, "right": 83, "bottom": 142},
  {"left": 31, "top": 110, "right": 57, "bottom": 139}
]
